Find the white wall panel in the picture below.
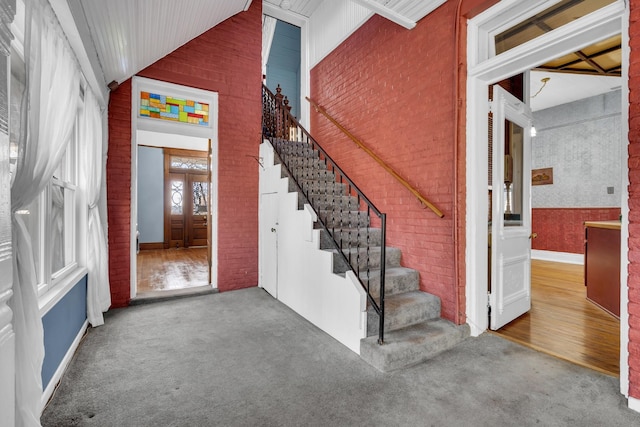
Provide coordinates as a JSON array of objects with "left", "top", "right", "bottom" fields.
[
  {"left": 308, "top": 0, "right": 373, "bottom": 68},
  {"left": 259, "top": 141, "right": 367, "bottom": 354}
]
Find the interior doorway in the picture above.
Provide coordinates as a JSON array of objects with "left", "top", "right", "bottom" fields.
[
  {"left": 130, "top": 76, "right": 219, "bottom": 299},
  {"left": 487, "top": 59, "right": 622, "bottom": 376},
  {"left": 136, "top": 137, "right": 211, "bottom": 295},
  {"left": 466, "top": 0, "right": 628, "bottom": 393}
]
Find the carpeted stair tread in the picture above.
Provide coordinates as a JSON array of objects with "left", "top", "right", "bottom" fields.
[
  {"left": 360, "top": 266, "right": 419, "bottom": 298},
  {"left": 360, "top": 319, "right": 470, "bottom": 372},
  {"left": 329, "top": 246, "right": 401, "bottom": 273},
  {"left": 367, "top": 290, "right": 440, "bottom": 336}
]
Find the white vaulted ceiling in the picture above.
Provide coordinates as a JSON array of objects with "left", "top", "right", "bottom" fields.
[
  {"left": 262, "top": 0, "right": 323, "bottom": 18},
  {"left": 66, "top": 0, "right": 447, "bottom": 92},
  {"left": 262, "top": 0, "right": 445, "bottom": 27},
  {"left": 69, "top": 0, "right": 252, "bottom": 86}
]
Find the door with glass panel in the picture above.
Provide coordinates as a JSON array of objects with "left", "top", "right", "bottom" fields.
[
  {"left": 188, "top": 176, "right": 208, "bottom": 247},
  {"left": 164, "top": 150, "right": 209, "bottom": 248},
  {"left": 489, "top": 85, "right": 534, "bottom": 330}
]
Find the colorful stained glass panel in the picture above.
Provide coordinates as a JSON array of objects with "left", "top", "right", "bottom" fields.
[{"left": 140, "top": 91, "right": 209, "bottom": 126}]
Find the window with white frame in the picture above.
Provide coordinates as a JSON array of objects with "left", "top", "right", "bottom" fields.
[{"left": 10, "top": 31, "right": 81, "bottom": 297}]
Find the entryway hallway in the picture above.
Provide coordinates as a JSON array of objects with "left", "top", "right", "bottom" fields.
[{"left": 41, "top": 288, "right": 640, "bottom": 426}]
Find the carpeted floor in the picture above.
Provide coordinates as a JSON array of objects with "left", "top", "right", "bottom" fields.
[{"left": 41, "top": 287, "right": 640, "bottom": 426}]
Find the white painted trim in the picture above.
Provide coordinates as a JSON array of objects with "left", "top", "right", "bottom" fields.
[
  {"left": 40, "top": 319, "right": 89, "bottom": 412},
  {"left": 465, "top": 1, "right": 628, "bottom": 397},
  {"left": 262, "top": 3, "right": 311, "bottom": 129},
  {"left": 38, "top": 267, "right": 88, "bottom": 317},
  {"left": 531, "top": 250, "right": 583, "bottom": 265},
  {"left": 629, "top": 396, "right": 640, "bottom": 413},
  {"left": 130, "top": 77, "right": 220, "bottom": 297},
  {"left": 469, "top": 3, "right": 624, "bottom": 82}
]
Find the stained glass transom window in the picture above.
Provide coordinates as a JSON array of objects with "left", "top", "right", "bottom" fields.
[
  {"left": 171, "top": 156, "right": 208, "bottom": 171},
  {"left": 140, "top": 91, "right": 209, "bottom": 126},
  {"left": 171, "top": 181, "right": 184, "bottom": 215}
]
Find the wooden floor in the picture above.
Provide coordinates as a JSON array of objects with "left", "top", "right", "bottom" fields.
[
  {"left": 136, "top": 247, "right": 209, "bottom": 293},
  {"left": 494, "top": 259, "right": 620, "bottom": 376}
]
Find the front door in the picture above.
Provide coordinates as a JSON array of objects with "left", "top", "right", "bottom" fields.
[
  {"left": 164, "top": 149, "right": 209, "bottom": 248},
  {"left": 490, "top": 85, "right": 534, "bottom": 330}
]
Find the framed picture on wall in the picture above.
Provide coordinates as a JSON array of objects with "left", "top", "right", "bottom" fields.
[{"left": 532, "top": 167, "right": 553, "bottom": 185}]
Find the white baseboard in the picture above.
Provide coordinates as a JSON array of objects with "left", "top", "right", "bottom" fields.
[
  {"left": 629, "top": 396, "right": 640, "bottom": 413},
  {"left": 531, "top": 250, "right": 583, "bottom": 265},
  {"left": 41, "top": 319, "right": 89, "bottom": 412}
]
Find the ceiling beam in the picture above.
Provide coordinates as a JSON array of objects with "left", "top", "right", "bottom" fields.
[
  {"left": 350, "top": 0, "right": 416, "bottom": 30},
  {"left": 533, "top": 66, "right": 621, "bottom": 77}
]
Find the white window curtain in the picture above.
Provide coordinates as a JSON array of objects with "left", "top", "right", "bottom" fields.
[
  {"left": 80, "top": 87, "right": 111, "bottom": 327},
  {"left": 9, "top": 0, "right": 80, "bottom": 424}
]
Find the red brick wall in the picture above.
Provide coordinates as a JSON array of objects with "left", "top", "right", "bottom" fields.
[
  {"left": 107, "top": 2, "right": 262, "bottom": 306},
  {"left": 310, "top": 3, "right": 461, "bottom": 322},
  {"left": 628, "top": 0, "right": 640, "bottom": 402},
  {"left": 107, "top": 80, "right": 132, "bottom": 307},
  {"left": 532, "top": 208, "right": 621, "bottom": 254}
]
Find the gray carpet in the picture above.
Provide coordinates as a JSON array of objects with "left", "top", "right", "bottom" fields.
[{"left": 41, "top": 287, "right": 640, "bottom": 426}]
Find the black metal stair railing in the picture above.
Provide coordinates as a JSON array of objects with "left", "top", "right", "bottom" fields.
[{"left": 262, "top": 84, "right": 387, "bottom": 345}]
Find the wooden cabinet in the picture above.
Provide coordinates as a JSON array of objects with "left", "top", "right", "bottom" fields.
[{"left": 584, "top": 221, "right": 620, "bottom": 318}]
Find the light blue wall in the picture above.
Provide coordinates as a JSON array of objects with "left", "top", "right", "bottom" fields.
[
  {"left": 42, "top": 275, "right": 87, "bottom": 389},
  {"left": 266, "top": 20, "right": 301, "bottom": 118},
  {"left": 532, "top": 90, "right": 622, "bottom": 208},
  {"left": 137, "top": 146, "right": 165, "bottom": 243}
]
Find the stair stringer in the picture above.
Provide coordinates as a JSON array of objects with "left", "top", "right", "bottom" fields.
[{"left": 259, "top": 140, "right": 367, "bottom": 354}]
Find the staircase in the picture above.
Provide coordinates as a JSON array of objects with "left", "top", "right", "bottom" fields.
[{"left": 271, "top": 137, "right": 469, "bottom": 372}]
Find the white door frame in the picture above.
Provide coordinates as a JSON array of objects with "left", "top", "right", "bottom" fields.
[
  {"left": 130, "top": 76, "right": 219, "bottom": 297},
  {"left": 465, "top": 0, "right": 629, "bottom": 396}
]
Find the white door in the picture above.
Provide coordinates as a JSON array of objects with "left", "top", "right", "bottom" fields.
[
  {"left": 260, "top": 193, "right": 278, "bottom": 297},
  {"left": 490, "top": 85, "right": 533, "bottom": 330},
  {"left": 0, "top": 52, "right": 15, "bottom": 424}
]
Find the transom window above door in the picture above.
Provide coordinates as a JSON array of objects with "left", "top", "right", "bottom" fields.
[
  {"left": 495, "top": 0, "right": 617, "bottom": 55},
  {"left": 170, "top": 155, "right": 208, "bottom": 171}
]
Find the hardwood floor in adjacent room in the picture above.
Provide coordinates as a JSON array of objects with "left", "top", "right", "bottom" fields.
[
  {"left": 137, "top": 247, "right": 209, "bottom": 293},
  {"left": 493, "top": 259, "right": 620, "bottom": 377}
]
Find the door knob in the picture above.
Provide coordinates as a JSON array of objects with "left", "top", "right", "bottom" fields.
[{"left": 529, "top": 232, "right": 538, "bottom": 239}]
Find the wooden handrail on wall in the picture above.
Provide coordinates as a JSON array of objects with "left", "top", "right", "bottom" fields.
[{"left": 306, "top": 96, "right": 445, "bottom": 218}]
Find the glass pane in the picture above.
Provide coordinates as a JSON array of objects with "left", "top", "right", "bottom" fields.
[
  {"left": 192, "top": 181, "right": 208, "bottom": 215},
  {"left": 171, "top": 156, "right": 208, "bottom": 171},
  {"left": 17, "top": 196, "right": 42, "bottom": 285},
  {"left": 171, "top": 180, "right": 184, "bottom": 215},
  {"left": 51, "top": 184, "right": 65, "bottom": 272},
  {"left": 495, "top": 0, "right": 617, "bottom": 55},
  {"left": 504, "top": 120, "right": 524, "bottom": 227},
  {"left": 139, "top": 91, "right": 209, "bottom": 126}
]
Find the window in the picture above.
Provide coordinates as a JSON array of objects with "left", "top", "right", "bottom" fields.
[
  {"left": 10, "top": 40, "right": 81, "bottom": 297},
  {"left": 494, "top": 0, "right": 617, "bottom": 55}
]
